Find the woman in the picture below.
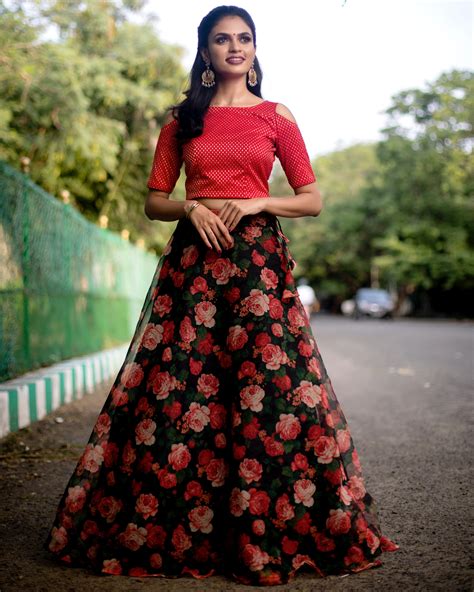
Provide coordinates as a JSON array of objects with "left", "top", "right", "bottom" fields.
[{"left": 44, "top": 5, "right": 399, "bottom": 586}]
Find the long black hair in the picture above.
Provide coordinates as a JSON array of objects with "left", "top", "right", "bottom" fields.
[{"left": 169, "top": 5, "right": 263, "bottom": 149}]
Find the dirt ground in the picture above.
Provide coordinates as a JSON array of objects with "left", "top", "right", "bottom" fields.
[{"left": 0, "top": 316, "right": 472, "bottom": 592}]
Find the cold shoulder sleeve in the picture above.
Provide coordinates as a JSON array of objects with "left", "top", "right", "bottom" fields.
[
  {"left": 274, "top": 111, "right": 316, "bottom": 190},
  {"left": 147, "top": 118, "right": 182, "bottom": 193}
]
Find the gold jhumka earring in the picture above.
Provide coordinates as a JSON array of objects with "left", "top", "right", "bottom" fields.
[
  {"left": 201, "top": 61, "right": 216, "bottom": 87},
  {"left": 248, "top": 61, "right": 258, "bottom": 87}
]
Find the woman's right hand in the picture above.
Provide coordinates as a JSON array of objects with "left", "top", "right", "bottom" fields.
[{"left": 186, "top": 202, "right": 234, "bottom": 253}]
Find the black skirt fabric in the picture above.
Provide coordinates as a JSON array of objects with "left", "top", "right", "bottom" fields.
[{"left": 44, "top": 212, "right": 399, "bottom": 586}]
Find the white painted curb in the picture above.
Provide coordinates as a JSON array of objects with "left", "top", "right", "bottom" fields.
[{"left": 0, "top": 344, "right": 129, "bottom": 439}]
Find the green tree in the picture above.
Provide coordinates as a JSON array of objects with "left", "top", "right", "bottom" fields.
[
  {"left": 371, "top": 69, "right": 474, "bottom": 308},
  {"left": 0, "top": 0, "right": 187, "bottom": 252},
  {"left": 275, "top": 69, "right": 473, "bottom": 314}
]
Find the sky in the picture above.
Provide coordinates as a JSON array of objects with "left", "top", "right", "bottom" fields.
[{"left": 147, "top": 0, "right": 473, "bottom": 159}]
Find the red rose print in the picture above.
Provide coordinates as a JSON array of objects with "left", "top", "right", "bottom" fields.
[
  {"left": 263, "top": 436, "right": 285, "bottom": 457},
  {"left": 271, "top": 323, "right": 283, "bottom": 337},
  {"left": 238, "top": 361, "right": 257, "bottom": 379},
  {"left": 242, "top": 543, "right": 270, "bottom": 571},
  {"left": 172, "top": 270, "right": 184, "bottom": 288},
  {"left": 142, "top": 323, "right": 164, "bottom": 350},
  {"left": 121, "top": 362, "right": 144, "bottom": 388},
  {"left": 282, "top": 535, "right": 299, "bottom": 555},
  {"left": 171, "top": 524, "right": 192, "bottom": 553},
  {"left": 208, "top": 402, "right": 226, "bottom": 429},
  {"left": 94, "top": 413, "right": 111, "bottom": 438},
  {"left": 188, "top": 505, "right": 214, "bottom": 533},
  {"left": 295, "top": 380, "right": 322, "bottom": 408},
  {"left": 156, "top": 468, "right": 177, "bottom": 489},
  {"left": 248, "top": 489, "right": 270, "bottom": 515},
  {"left": 210, "top": 257, "right": 237, "bottom": 285},
  {"left": 312, "top": 435, "right": 340, "bottom": 464},
  {"left": 294, "top": 512, "right": 312, "bottom": 535},
  {"left": 291, "top": 453, "right": 309, "bottom": 472},
  {"left": 275, "top": 493, "right": 295, "bottom": 522},
  {"left": 168, "top": 443, "right": 192, "bottom": 471},
  {"left": 146, "top": 524, "right": 167, "bottom": 549},
  {"left": 149, "top": 371, "right": 177, "bottom": 400},
  {"left": 97, "top": 496, "right": 123, "bottom": 523},
  {"left": 189, "top": 358, "right": 203, "bottom": 375},
  {"left": 229, "top": 487, "right": 250, "bottom": 517},
  {"left": 344, "top": 544, "right": 365, "bottom": 566},
  {"left": 252, "top": 519, "right": 266, "bottom": 535},
  {"left": 240, "top": 385, "right": 265, "bottom": 412},
  {"left": 153, "top": 294, "right": 172, "bottom": 316},
  {"left": 180, "top": 244, "right": 199, "bottom": 268},
  {"left": 260, "top": 267, "right": 278, "bottom": 290},
  {"left": 298, "top": 340, "right": 313, "bottom": 358},
  {"left": 194, "top": 301, "right": 217, "bottom": 328},
  {"left": 227, "top": 325, "right": 249, "bottom": 351},
  {"left": 80, "top": 444, "right": 104, "bottom": 474},
  {"left": 239, "top": 458, "right": 263, "bottom": 484},
  {"left": 268, "top": 296, "right": 284, "bottom": 319},
  {"left": 326, "top": 509, "right": 352, "bottom": 535},
  {"left": 293, "top": 479, "right": 316, "bottom": 507},
  {"left": 251, "top": 250, "right": 266, "bottom": 266},
  {"left": 205, "top": 458, "right": 227, "bottom": 487},
  {"left": 190, "top": 276, "right": 208, "bottom": 294},
  {"left": 197, "top": 373, "right": 220, "bottom": 398},
  {"left": 65, "top": 486, "right": 86, "bottom": 514},
  {"left": 273, "top": 374, "right": 291, "bottom": 391},
  {"left": 242, "top": 417, "right": 260, "bottom": 439},
  {"left": 261, "top": 343, "right": 288, "bottom": 370},
  {"left": 242, "top": 289, "right": 270, "bottom": 316},
  {"left": 276, "top": 413, "right": 301, "bottom": 440},
  {"left": 336, "top": 429, "right": 352, "bottom": 454},
  {"left": 184, "top": 481, "right": 203, "bottom": 501},
  {"left": 180, "top": 316, "right": 196, "bottom": 343},
  {"left": 118, "top": 523, "right": 147, "bottom": 551},
  {"left": 136, "top": 493, "right": 159, "bottom": 520}
]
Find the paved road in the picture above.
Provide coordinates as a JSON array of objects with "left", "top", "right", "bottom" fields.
[{"left": 0, "top": 316, "right": 472, "bottom": 591}]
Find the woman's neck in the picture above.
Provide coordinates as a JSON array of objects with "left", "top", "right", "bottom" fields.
[{"left": 210, "top": 80, "right": 257, "bottom": 106}]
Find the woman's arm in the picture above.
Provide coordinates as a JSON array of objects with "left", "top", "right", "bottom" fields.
[
  {"left": 144, "top": 190, "right": 189, "bottom": 221},
  {"left": 262, "top": 181, "right": 323, "bottom": 218},
  {"left": 145, "top": 108, "right": 190, "bottom": 221},
  {"left": 262, "top": 102, "right": 323, "bottom": 218}
]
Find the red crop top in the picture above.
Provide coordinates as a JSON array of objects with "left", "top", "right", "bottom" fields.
[{"left": 147, "top": 100, "right": 316, "bottom": 199}]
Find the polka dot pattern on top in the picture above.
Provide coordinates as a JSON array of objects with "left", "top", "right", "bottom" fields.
[{"left": 147, "top": 100, "right": 317, "bottom": 199}]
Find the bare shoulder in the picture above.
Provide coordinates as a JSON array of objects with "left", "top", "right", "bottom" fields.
[
  {"left": 275, "top": 103, "right": 297, "bottom": 123},
  {"left": 162, "top": 107, "right": 178, "bottom": 126}
]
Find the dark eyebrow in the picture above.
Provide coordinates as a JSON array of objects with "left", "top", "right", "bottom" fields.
[{"left": 213, "top": 32, "right": 252, "bottom": 37}]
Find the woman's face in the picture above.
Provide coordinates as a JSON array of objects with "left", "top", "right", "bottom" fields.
[{"left": 201, "top": 16, "right": 256, "bottom": 79}]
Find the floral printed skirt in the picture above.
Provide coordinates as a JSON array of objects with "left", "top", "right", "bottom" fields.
[{"left": 44, "top": 211, "right": 399, "bottom": 586}]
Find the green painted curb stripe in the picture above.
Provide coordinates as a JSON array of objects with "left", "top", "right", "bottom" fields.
[
  {"left": 28, "top": 383, "right": 37, "bottom": 422},
  {"left": 8, "top": 389, "right": 18, "bottom": 432}
]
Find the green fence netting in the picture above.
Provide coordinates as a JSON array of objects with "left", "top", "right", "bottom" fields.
[{"left": 0, "top": 161, "right": 159, "bottom": 382}]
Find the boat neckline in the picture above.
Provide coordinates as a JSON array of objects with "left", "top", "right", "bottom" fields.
[{"left": 208, "top": 100, "right": 269, "bottom": 109}]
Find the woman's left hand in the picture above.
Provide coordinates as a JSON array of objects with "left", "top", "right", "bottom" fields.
[{"left": 218, "top": 198, "right": 267, "bottom": 230}]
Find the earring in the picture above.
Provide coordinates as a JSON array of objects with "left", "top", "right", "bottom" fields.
[
  {"left": 201, "top": 61, "right": 216, "bottom": 87},
  {"left": 248, "top": 61, "right": 258, "bottom": 87}
]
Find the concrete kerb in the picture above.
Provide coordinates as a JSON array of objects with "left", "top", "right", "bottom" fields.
[{"left": 0, "top": 344, "right": 129, "bottom": 439}]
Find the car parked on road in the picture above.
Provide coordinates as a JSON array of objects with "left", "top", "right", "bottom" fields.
[{"left": 341, "top": 288, "right": 395, "bottom": 319}]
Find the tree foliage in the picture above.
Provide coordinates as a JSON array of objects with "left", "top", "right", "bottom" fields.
[
  {"left": 0, "top": 0, "right": 187, "bottom": 251},
  {"left": 276, "top": 70, "right": 473, "bottom": 313}
]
